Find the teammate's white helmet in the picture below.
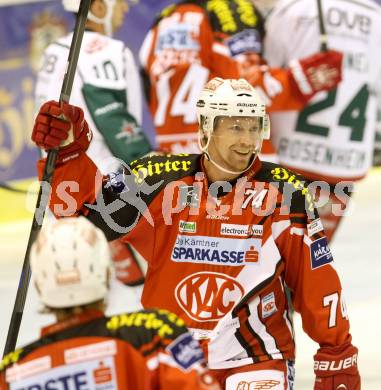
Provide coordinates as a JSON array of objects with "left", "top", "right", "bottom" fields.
[
  {"left": 196, "top": 77, "right": 270, "bottom": 152},
  {"left": 31, "top": 217, "right": 111, "bottom": 309},
  {"left": 62, "top": 0, "right": 116, "bottom": 36}
]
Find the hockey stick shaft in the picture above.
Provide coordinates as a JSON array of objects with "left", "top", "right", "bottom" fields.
[
  {"left": 317, "top": 0, "right": 328, "bottom": 51},
  {"left": 2, "top": 0, "right": 91, "bottom": 358}
]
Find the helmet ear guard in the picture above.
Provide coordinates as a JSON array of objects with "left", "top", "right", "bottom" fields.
[{"left": 197, "top": 113, "right": 212, "bottom": 152}]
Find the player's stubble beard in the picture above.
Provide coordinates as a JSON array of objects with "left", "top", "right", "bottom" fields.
[{"left": 206, "top": 135, "right": 255, "bottom": 180}]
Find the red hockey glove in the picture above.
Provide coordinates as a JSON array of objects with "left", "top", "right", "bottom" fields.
[
  {"left": 314, "top": 342, "right": 360, "bottom": 390},
  {"left": 289, "top": 50, "right": 343, "bottom": 101},
  {"left": 32, "top": 100, "right": 92, "bottom": 164}
]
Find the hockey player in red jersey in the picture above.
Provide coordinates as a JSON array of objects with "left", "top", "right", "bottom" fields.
[
  {"left": 139, "top": 0, "right": 343, "bottom": 159},
  {"left": 0, "top": 217, "right": 220, "bottom": 390},
  {"left": 31, "top": 78, "right": 360, "bottom": 389}
]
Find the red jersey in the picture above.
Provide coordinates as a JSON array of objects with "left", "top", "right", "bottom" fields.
[
  {"left": 139, "top": 1, "right": 309, "bottom": 155},
  {"left": 0, "top": 309, "right": 217, "bottom": 389},
  {"left": 38, "top": 152, "right": 353, "bottom": 369}
]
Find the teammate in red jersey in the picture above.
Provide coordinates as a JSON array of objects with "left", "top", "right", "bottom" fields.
[
  {"left": 0, "top": 217, "right": 219, "bottom": 390},
  {"left": 31, "top": 78, "right": 360, "bottom": 389},
  {"left": 139, "top": 0, "right": 342, "bottom": 160}
]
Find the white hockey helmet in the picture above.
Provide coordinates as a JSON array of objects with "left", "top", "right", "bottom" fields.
[
  {"left": 62, "top": 0, "right": 117, "bottom": 36},
  {"left": 31, "top": 217, "right": 112, "bottom": 309},
  {"left": 196, "top": 77, "right": 270, "bottom": 153}
]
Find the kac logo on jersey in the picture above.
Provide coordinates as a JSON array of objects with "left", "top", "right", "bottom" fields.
[
  {"left": 261, "top": 292, "right": 277, "bottom": 319},
  {"left": 167, "top": 333, "right": 204, "bottom": 371},
  {"left": 175, "top": 272, "right": 244, "bottom": 321},
  {"left": 310, "top": 237, "right": 333, "bottom": 269}
]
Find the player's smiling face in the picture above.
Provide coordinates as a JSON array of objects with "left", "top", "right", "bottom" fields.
[{"left": 208, "top": 116, "right": 263, "bottom": 172}]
